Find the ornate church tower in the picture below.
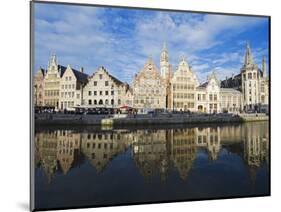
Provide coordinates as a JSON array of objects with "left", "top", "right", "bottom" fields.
[
  {"left": 241, "top": 42, "right": 260, "bottom": 111},
  {"left": 160, "top": 42, "right": 173, "bottom": 110},
  {"left": 160, "top": 42, "right": 170, "bottom": 79}
]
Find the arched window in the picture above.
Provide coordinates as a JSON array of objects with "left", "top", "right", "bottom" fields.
[
  {"left": 111, "top": 99, "right": 114, "bottom": 105},
  {"left": 248, "top": 73, "right": 252, "bottom": 79},
  {"left": 105, "top": 99, "right": 109, "bottom": 105},
  {"left": 94, "top": 100, "right": 97, "bottom": 105},
  {"left": 99, "top": 99, "right": 103, "bottom": 105}
]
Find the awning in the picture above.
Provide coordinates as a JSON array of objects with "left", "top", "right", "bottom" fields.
[{"left": 119, "top": 105, "right": 133, "bottom": 109}]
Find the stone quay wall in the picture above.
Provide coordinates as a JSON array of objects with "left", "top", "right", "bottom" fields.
[
  {"left": 239, "top": 113, "right": 269, "bottom": 122},
  {"left": 35, "top": 113, "right": 269, "bottom": 127},
  {"left": 35, "top": 113, "right": 108, "bottom": 126}
]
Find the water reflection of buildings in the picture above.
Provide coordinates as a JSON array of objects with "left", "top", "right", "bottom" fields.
[
  {"left": 132, "top": 129, "right": 169, "bottom": 181},
  {"left": 195, "top": 127, "right": 221, "bottom": 161},
  {"left": 81, "top": 131, "right": 130, "bottom": 173},
  {"left": 35, "top": 122, "right": 268, "bottom": 183},
  {"left": 243, "top": 122, "right": 269, "bottom": 167},
  {"left": 57, "top": 130, "right": 81, "bottom": 174},
  {"left": 171, "top": 128, "right": 197, "bottom": 180},
  {"left": 35, "top": 131, "right": 59, "bottom": 183}
]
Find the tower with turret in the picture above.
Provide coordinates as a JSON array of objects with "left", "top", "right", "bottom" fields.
[
  {"left": 160, "top": 42, "right": 173, "bottom": 109},
  {"left": 160, "top": 42, "right": 170, "bottom": 79},
  {"left": 241, "top": 43, "right": 260, "bottom": 111}
]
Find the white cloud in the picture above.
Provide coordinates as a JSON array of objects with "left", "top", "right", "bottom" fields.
[
  {"left": 34, "top": 4, "right": 268, "bottom": 84},
  {"left": 135, "top": 12, "right": 264, "bottom": 55},
  {"left": 212, "top": 52, "right": 243, "bottom": 65},
  {"left": 131, "top": 12, "right": 266, "bottom": 82}
]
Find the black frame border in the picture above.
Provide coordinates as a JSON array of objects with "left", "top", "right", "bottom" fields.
[{"left": 30, "top": 0, "right": 271, "bottom": 211}]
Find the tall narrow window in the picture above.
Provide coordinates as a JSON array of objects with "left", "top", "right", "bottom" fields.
[
  {"left": 214, "top": 94, "right": 217, "bottom": 101},
  {"left": 248, "top": 73, "right": 252, "bottom": 79}
]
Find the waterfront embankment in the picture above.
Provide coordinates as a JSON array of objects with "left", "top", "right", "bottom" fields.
[{"left": 34, "top": 113, "right": 268, "bottom": 126}]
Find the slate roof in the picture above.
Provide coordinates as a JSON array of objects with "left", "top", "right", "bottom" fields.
[
  {"left": 258, "top": 69, "right": 264, "bottom": 77},
  {"left": 72, "top": 69, "right": 89, "bottom": 83},
  {"left": 38, "top": 67, "right": 46, "bottom": 76},
  {"left": 108, "top": 73, "right": 123, "bottom": 86},
  {"left": 198, "top": 82, "right": 208, "bottom": 88},
  {"left": 124, "top": 83, "right": 133, "bottom": 93},
  {"left": 220, "top": 73, "right": 241, "bottom": 89},
  {"left": 58, "top": 65, "right": 67, "bottom": 77}
]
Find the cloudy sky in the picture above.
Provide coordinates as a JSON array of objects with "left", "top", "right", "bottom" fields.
[{"left": 34, "top": 2, "right": 269, "bottom": 84}]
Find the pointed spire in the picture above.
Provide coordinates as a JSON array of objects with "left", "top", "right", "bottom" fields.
[
  {"left": 244, "top": 42, "right": 254, "bottom": 66},
  {"left": 162, "top": 41, "right": 167, "bottom": 51},
  {"left": 262, "top": 56, "right": 267, "bottom": 78},
  {"left": 160, "top": 41, "right": 168, "bottom": 63}
]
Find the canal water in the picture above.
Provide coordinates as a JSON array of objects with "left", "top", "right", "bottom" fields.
[{"left": 34, "top": 121, "right": 269, "bottom": 209}]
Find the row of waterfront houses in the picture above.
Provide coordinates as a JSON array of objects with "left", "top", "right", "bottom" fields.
[{"left": 34, "top": 42, "right": 269, "bottom": 113}]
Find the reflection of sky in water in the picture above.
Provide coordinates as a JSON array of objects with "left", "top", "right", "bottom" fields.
[{"left": 34, "top": 122, "right": 269, "bottom": 210}]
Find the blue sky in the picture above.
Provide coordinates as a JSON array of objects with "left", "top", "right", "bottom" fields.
[{"left": 34, "top": 3, "right": 269, "bottom": 84}]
